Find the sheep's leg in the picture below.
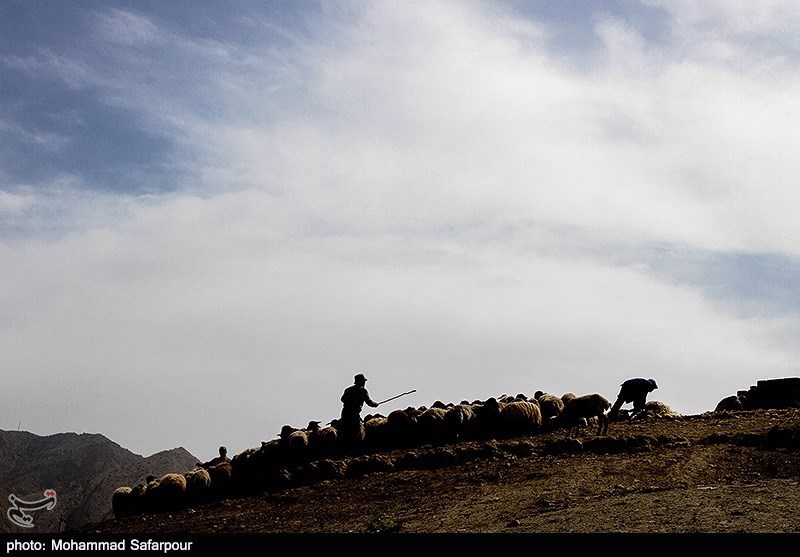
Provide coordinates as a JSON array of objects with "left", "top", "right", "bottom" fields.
[{"left": 598, "top": 414, "right": 609, "bottom": 435}]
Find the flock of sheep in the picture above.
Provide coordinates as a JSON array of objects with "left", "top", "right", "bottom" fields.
[{"left": 112, "top": 390, "right": 680, "bottom": 519}]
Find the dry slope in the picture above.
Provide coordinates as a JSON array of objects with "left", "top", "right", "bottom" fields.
[{"left": 74, "top": 408, "right": 800, "bottom": 534}]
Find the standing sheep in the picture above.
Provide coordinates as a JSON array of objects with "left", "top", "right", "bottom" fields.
[
  {"left": 112, "top": 486, "right": 134, "bottom": 518},
  {"left": 416, "top": 406, "right": 448, "bottom": 443},
  {"left": 557, "top": 393, "right": 610, "bottom": 436},
  {"left": 184, "top": 468, "right": 212, "bottom": 502},
  {"left": 208, "top": 461, "right": 232, "bottom": 497},
  {"left": 332, "top": 416, "right": 365, "bottom": 449},
  {"left": 534, "top": 391, "right": 565, "bottom": 425},
  {"left": 146, "top": 473, "right": 187, "bottom": 512},
  {"left": 498, "top": 400, "right": 542, "bottom": 436},
  {"left": 309, "top": 424, "right": 339, "bottom": 458},
  {"left": 561, "top": 392, "right": 576, "bottom": 405},
  {"left": 444, "top": 403, "right": 479, "bottom": 440},
  {"left": 363, "top": 415, "right": 389, "bottom": 450},
  {"left": 474, "top": 397, "right": 503, "bottom": 437},
  {"left": 386, "top": 408, "right": 419, "bottom": 447}
]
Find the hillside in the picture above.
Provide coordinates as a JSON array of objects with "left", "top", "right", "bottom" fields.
[
  {"left": 73, "top": 407, "right": 800, "bottom": 534},
  {"left": 0, "top": 430, "right": 198, "bottom": 533}
]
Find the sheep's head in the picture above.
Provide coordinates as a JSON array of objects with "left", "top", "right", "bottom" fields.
[{"left": 482, "top": 397, "right": 501, "bottom": 416}]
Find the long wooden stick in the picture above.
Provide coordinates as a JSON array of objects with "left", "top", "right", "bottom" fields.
[{"left": 376, "top": 389, "right": 416, "bottom": 406}]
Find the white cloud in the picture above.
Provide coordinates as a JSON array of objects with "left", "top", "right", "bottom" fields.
[
  {"left": 3, "top": 1, "right": 800, "bottom": 456},
  {"left": 643, "top": 0, "right": 800, "bottom": 34},
  {"left": 0, "top": 191, "right": 33, "bottom": 211},
  {"left": 94, "top": 8, "right": 162, "bottom": 46},
  {"left": 0, "top": 118, "right": 72, "bottom": 151}
]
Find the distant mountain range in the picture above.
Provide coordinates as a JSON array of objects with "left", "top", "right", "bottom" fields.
[{"left": 0, "top": 430, "right": 198, "bottom": 533}]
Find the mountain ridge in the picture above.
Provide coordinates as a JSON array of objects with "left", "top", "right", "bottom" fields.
[{"left": 0, "top": 429, "right": 198, "bottom": 533}]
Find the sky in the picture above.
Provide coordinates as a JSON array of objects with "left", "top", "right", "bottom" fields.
[{"left": 2, "top": 0, "right": 800, "bottom": 460}]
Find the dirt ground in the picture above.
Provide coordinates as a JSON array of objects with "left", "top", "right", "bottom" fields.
[{"left": 74, "top": 408, "right": 800, "bottom": 535}]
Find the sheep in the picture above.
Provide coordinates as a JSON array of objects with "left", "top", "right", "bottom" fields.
[
  {"left": 112, "top": 486, "right": 134, "bottom": 518},
  {"left": 498, "top": 400, "right": 542, "bottom": 436},
  {"left": 715, "top": 395, "right": 743, "bottom": 412},
  {"left": 144, "top": 473, "right": 186, "bottom": 512},
  {"left": 534, "top": 391, "right": 565, "bottom": 425},
  {"left": 184, "top": 468, "right": 212, "bottom": 502},
  {"left": 416, "top": 406, "right": 448, "bottom": 442},
  {"left": 230, "top": 445, "right": 260, "bottom": 491},
  {"left": 208, "top": 461, "right": 232, "bottom": 496},
  {"left": 364, "top": 415, "right": 390, "bottom": 450},
  {"left": 141, "top": 477, "right": 161, "bottom": 512},
  {"left": 288, "top": 429, "right": 311, "bottom": 463},
  {"left": 444, "top": 403, "right": 479, "bottom": 440},
  {"left": 309, "top": 424, "right": 339, "bottom": 458},
  {"left": 557, "top": 393, "right": 610, "bottom": 436},
  {"left": 333, "top": 417, "right": 366, "bottom": 449},
  {"left": 474, "top": 397, "right": 503, "bottom": 437},
  {"left": 232, "top": 439, "right": 284, "bottom": 493},
  {"left": 386, "top": 408, "right": 418, "bottom": 447}
]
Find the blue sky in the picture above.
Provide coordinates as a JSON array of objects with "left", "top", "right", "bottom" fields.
[{"left": 2, "top": 1, "right": 800, "bottom": 460}]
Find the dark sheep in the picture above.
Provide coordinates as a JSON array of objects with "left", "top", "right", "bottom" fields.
[
  {"left": 715, "top": 395, "right": 744, "bottom": 412},
  {"left": 474, "top": 397, "right": 503, "bottom": 436},
  {"left": 309, "top": 425, "right": 339, "bottom": 458},
  {"left": 184, "top": 468, "right": 212, "bottom": 502},
  {"left": 208, "top": 461, "right": 232, "bottom": 496},
  {"left": 444, "top": 403, "right": 479, "bottom": 440},
  {"left": 534, "top": 392, "right": 565, "bottom": 424},
  {"left": 332, "top": 417, "right": 365, "bottom": 448},
  {"left": 557, "top": 393, "right": 611, "bottom": 435},
  {"left": 416, "top": 406, "right": 448, "bottom": 442},
  {"left": 386, "top": 408, "right": 418, "bottom": 447},
  {"left": 364, "top": 415, "right": 389, "bottom": 450},
  {"left": 288, "top": 429, "right": 310, "bottom": 462},
  {"left": 498, "top": 400, "right": 542, "bottom": 435},
  {"left": 112, "top": 487, "right": 134, "bottom": 518},
  {"left": 144, "top": 473, "right": 186, "bottom": 512}
]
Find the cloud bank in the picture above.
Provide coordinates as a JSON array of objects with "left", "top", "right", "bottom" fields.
[{"left": 2, "top": 1, "right": 799, "bottom": 458}]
